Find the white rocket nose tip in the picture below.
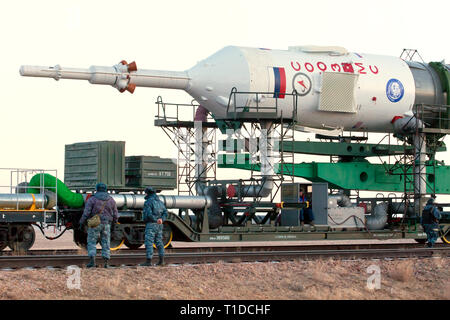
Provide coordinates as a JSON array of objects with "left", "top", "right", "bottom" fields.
[{"left": 19, "top": 65, "right": 26, "bottom": 76}]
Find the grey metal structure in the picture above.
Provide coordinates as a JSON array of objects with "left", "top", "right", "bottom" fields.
[
  {"left": 312, "top": 183, "right": 329, "bottom": 226},
  {"left": 406, "top": 61, "right": 446, "bottom": 105},
  {"left": 64, "top": 141, "right": 125, "bottom": 189},
  {"left": 125, "top": 156, "right": 177, "bottom": 190},
  {"left": 154, "top": 97, "right": 217, "bottom": 196},
  {"left": 280, "top": 183, "right": 303, "bottom": 226}
]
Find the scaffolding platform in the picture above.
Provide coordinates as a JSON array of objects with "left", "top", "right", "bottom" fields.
[{"left": 226, "top": 88, "right": 298, "bottom": 123}]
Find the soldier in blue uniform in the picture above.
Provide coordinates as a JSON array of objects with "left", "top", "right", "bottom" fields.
[
  {"left": 140, "top": 186, "right": 168, "bottom": 267},
  {"left": 299, "top": 190, "right": 315, "bottom": 226},
  {"left": 79, "top": 183, "right": 119, "bottom": 268},
  {"left": 421, "top": 198, "right": 441, "bottom": 248}
]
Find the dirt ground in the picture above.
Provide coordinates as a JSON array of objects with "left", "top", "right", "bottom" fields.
[
  {"left": 0, "top": 257, "right": 448, "bottom": 300},
  {"left": 0, "top": 227, "right": 448, "bottom": 300}
]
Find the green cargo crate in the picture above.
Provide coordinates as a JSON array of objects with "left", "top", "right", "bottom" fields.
[
  {"left": 64, "top": 141, "right": 125, "bottom": 189},
  {"left": 125, "top": 156, "right": 177, "bottom": 190}
]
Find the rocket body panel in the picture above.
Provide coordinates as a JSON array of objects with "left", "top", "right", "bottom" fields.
[{"left": 184, "top": 46, "right": 416, "bottom": 132}]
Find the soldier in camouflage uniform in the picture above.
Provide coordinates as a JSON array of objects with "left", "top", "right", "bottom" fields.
[
  {"left": 79, "top": 183, "right": 119, "bottom": 268},
  {"left": 140, "top": 186, "right": 168, "bottom": 267},
  {"left": 421, "top": 197, "right": 442, "bottom": 248}
]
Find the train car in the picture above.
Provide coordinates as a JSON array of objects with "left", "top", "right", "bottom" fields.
[{"left": 1, "top": 170, "right": 449, "bottom": 252}]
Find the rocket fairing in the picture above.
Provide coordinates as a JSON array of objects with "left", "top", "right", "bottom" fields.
[{"left": 20, "top": 45, "right": 449, "bottom": 133}]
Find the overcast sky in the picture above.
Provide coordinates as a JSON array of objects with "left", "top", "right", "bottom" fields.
[{"left": 1, "top": 0, "right": 449, "bottom": 199}]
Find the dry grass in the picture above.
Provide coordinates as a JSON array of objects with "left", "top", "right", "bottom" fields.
[{"left": 0, "top": 257, "right": 448, "bottom": 300}]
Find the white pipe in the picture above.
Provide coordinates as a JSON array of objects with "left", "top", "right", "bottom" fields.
[
  {"left": 241, "top": 121, "right": 274, "bottom": 198},
  {"left": 97, "top": 194, "right": 211, "bottom": 210},
  {"left": 131, "top": 69, "right": 189, "bottom": 89},
  {"left": 0, "top": 193, "right": 49, "bottom": 209},
  {"left": 366, "top": 202, "right": 388, "bottom": 230},
  {"left": 329, "top": 193, "right": 352, "bottom": 207},
  {"left": 414, "top": 132, "right": 427, "bottom": 216}
]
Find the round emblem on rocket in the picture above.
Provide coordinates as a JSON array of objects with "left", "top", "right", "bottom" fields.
[
  {"left": 386, "top": 79, "right": 404, "bottom": 103},
  {"left": 292, "top": 72, "right": 312, "bottom": 96}
]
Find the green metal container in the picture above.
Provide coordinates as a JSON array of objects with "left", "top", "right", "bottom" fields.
[
  {"left": 125, "top": 156, "right": 177, "bottom": 190},
  {"left": 64, "top": 141, "right": 125, "bottom": 189}
]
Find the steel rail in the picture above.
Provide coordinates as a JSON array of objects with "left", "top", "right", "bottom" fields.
[
  {"left": 0, "top": 246, "right": 448, "bottom": 269},
  {"left": 0, "top": 243, "right": 447, "bottom": 257}
]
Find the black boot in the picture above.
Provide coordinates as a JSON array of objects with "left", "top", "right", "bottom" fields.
[
  {"left": 86, "top": 256, "right": 96, "bottom": 268},
  {"left": 156, "top": 256, "right": 165, "bottom": 266},
  {"left": 140, "top": 258, "right": 152, "bottom": 267},
  {"left": 104, "top": 258, "right": 110, "bottom": 268}
]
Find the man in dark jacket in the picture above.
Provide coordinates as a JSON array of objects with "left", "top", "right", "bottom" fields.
[
  {"left": 299, "top": 190, "right": 315, "bottom": 226},
  {"left": 140, "top": 186, "right": 168, "bottom": 267},
  {"left": 79, "top": 183, "right": 119, "bottom": 268},
  {"left": 421, "top": 197, "right": 441, "bottom": 248}
]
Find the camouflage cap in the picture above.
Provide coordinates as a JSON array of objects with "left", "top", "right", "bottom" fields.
[
  {"left": 96, "top": 183, "right": 107, "bottom": 192},
  {"left": 145, "top": 186, "right": 155, "bottom": 195}
]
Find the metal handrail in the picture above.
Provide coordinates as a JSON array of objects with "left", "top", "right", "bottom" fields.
[
  {"left": 226, "top": 88, "right": 298, "bottom": 121},
  {"left": 413, "top": 103, "right": 450, "bottom": 130},
  {"left": 0, "top": 168, "right": 58, "bottom": 218},
  {"left": 155, "top": 96, "right": 216, "bottom": 123}
]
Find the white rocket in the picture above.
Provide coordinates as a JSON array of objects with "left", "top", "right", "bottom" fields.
[{"left": 20, "top": 45, "right": 448, "bottom": 133}]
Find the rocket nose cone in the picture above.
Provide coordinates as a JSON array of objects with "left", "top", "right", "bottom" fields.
[{"left": 186, "top": 46, "right": 251, "bottom": 119}]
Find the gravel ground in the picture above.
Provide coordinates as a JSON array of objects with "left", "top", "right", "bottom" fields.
[{"left": 0, "top": 257, "right": 448, "bottom": 300}]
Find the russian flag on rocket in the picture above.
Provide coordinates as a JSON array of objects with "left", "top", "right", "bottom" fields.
[{"left": 273, "top": 67, "right": 286, "bottom": 99}]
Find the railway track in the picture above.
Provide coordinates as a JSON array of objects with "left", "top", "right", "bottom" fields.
[
  {"left": 0, "top": 242, "right": 447, "bottom": 256},
  {"left": 0, "top": 243, "right": 448, "bottom": 269}
]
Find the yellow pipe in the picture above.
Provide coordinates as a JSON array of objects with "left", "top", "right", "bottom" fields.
[
  {"left": 111, "top": 238, "right": 125, "bottom": 251},
  {"left": 442, "top": 236, "right": 450, "bottom": 244},
  {"left": 29, "top": 194, "right": 36, "bottom": 210},
  {"left": 442, "top": 229, "right": 450, "bottom": 244}
]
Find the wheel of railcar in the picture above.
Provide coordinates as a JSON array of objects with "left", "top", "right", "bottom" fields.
[
  {"left": 7, "top": 225, "right": 36, "bottom": 252},
  {"left": 440, "top": 226, "right": 450, "bottom": 244},
  {"left": 153, "top": 223, "right": 173, "bottom": 249},
  {"left": 124, "top": 239, "right": 143, "bottom": 250},
  {"left": 73, "top": 228, "right": 87, "bottom": 249},
  {"left": 0, "top": 227, "right": 6, "bottom": 251}
]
